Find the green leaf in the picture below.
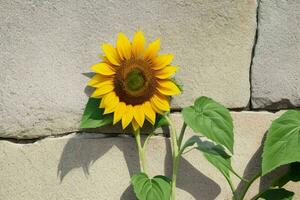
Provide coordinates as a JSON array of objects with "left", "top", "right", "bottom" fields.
[
  {"left": 182, "top": 96, "right": 234, "bottom": 153},
  {"left": 80, "top": 98, "right": 113, "bottom": 129},
  {"left": 257, "top": 188, "right": 294, "bottom": 200},
  {"left": 272, "top": 162, "right": 300, "bottom": 187},
  {"left": 181, "top": 135, "right": 201, "bottom": 152},
  {"left": 131, "top": 173, "right": 171, "bottom": 200},
  {"left": 195, "top": 138, "right": 232, "bottom": 181},
  {"left": 262, "top": 110, "right": 300, "bottom": 175}
]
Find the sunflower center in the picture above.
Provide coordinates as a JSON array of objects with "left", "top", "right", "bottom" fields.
[
  {"left": 114, "top": 59, "right": 157, "bottom": 105},
  {"left": 126, "top": 69, "right": 145, "bottom": 92}
]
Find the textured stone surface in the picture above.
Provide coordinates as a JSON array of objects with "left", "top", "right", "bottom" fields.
[
  {"left": 251, "top": 0, "right": 300, "bottom": 109},
  {"left": 0, "top": 0, "right": 257, "bottom": 138},
  {"left": 1, "top": 112, "right": 299, "bottom": 200}
]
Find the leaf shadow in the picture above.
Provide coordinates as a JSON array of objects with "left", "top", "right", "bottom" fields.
[
  {"left": 57, "top": 133, "right": 128, "bottom": 182},
  {"left": 58, "top": 128, "right": 221, "bottom": 200},
  {"left": 82, "top": 72, "right": 95, "bottom": 97},
  {"left": 234, "top": 131, "right": 291, "bottom": 199},
  {"left": 234, "top": 138, "right": 264, "bottom": 199},
  {"left": 57, "top": 132, "right": 140, "bottom": 199}
]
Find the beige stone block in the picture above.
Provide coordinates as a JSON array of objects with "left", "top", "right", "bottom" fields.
[
  {"left": 0, "top": 0, "right": 257, "bottom": 139},
  {"left": 251, "top": 0, "right": 300, "bottom": 109},
  {"left": 1, "top": 111, "right": 299, "bottom": 200}
]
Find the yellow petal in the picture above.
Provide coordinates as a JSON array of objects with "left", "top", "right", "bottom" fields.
[
  {"left": 99, "top": 54, "right": 114, "bottom": 66},
  {"left": 132, "top": 31, "right": 145, "bottom": 58},
  {"left": 117, "top": 33, "right": 132, "bottom": 60},
  {"left": 152, "top": 54, "right": 174, "bottom": 70},
  {"left": 102, "top": 43, "right": 121, "bottom": 66},
  {"left": 132, "top": 119, "right": 139, "bottom": 131},
  {"left": 155, "top": 66, "right": 177, "bottom": 79},
  {"left": 150, "top": 100, "right": 164, "bottom": 115},
  {"left": 88, "top": 74, "right": 112, "bottom": 87},
  {"left": 143, "top": 101, "right": 156, "bottom": 125},
  {"left": 144, "top": 39, "right": 160, "bottom": 61},
  {"left": 122, "top": 105, "right": 134, "bottom": 129},
  {"left": 91, "top": 84, "right": 114, "bottom": 98},
  {"left": 104, "top": 93, "right": 119, "bottom": 114},
  {"left": 91, "top": 79, "right": 114, "bottom": 88},
  {"left": 157, "top": 80, "right": 181, "bottom": 96},
  {"left": 113, "top": 102, "right": 127, "bottom": 125},
  {"left": 100, "top": 92, "right": 117, "bottom": 108},
  {"left": 151, "top": 94, "right": 170, "bottom": 112},
  {"left": 91, "top": 62, "right": 115, "bottom": 76},
  {"left": 133, "top": 105, "right": 145, "bottom": 127},
  {"left": 99, "top": 94, "right": 108, "bottom": 108}
]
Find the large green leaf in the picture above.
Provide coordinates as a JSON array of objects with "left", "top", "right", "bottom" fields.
[
  {"left": 80, "top": 98, "right": 113, "bottom": 129},
  {"left": 262, "top": 110, "right": 300, "bottom": 175},
  {"left": 181, "top": 136, "right": 232, "bottom": 181},
  {"left": 131, "top": 173, "right": 171, "bottom": 200},
  {"left": 182, "top": 96, "right": 234, "bottom": 153},
  {"left": 272, "top": 162, "right": 300, "bottom": 187},
  {"left": 257, "top": 188, "right": 294, "bottom": 200},
  {"left": 195, "top": 138, "right": 232, "bottom": 181},
  {"left": 180, "top": 135, "right": 201, "bottom": 152}
]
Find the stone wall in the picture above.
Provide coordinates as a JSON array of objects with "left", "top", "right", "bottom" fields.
[{"left": 0, "top": 0, "right": 299, "bottom": 199}]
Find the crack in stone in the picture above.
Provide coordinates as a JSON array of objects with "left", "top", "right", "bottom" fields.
[
  {"left": 251, "top": 98, "right": 300, "bottom": 111},
  {"left": 171, "top": 106, "right": 276, "bottom": 112},
  {"left": 2, "top": 106, "right": 298, "bottom": 143},
  {"left": 248, "top": 0, "right": 261, "bottom": 110},
  {"left": 0, "top": 131, "right": 80, "bottom": 144},
  {"left": 0, "top": 131, "right": 152, "bottom": 144}
]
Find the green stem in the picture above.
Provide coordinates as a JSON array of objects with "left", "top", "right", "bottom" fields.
[
  {"left": 134, "top": 128, "right": 147, "bottom": 173},
  {"left": 238, "top": 171, "right": 261, "bottom": 200},
  {"left": 181, "top": 147, "right": 197, "bottom": 155},
  {"left": 225, "top": 176, "right": 236, "bottom": 200},
  {"left": 171, "top": 156, "right": 180, "bottom": 200},
  {"left": 231, "top": 169, "right": 249, "bottom": 182},
  {"left": 165, "top": 115, "right": 181, "bottom": 200},
  {"left": 177, "top": 122, "right": 187, "bottom": 148},
  {"left": 143, "top": 131, "right": 154, "bottom": 151}
]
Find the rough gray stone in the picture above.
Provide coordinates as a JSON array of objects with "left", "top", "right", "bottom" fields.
[
  {"left": 1, "top": 111, "right": 299, "bottom": 200},
  {"left": 0, "top": 0, "right": 256, "bottom": 138},
  {"left": 251, "top": 0, "right": 300, "bottom": 109}
]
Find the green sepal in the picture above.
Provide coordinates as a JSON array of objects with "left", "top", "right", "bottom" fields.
[
  {"left": 154, "top": 113, "right": 170, "bottom": 129},
  {"left": 80, "top": 98, "right": 113, "bottom": 129},
  {"left": 170, "top": 78, "right": 183, "bottom": 93}
]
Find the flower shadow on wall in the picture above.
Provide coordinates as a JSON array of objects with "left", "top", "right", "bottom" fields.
[{"left": 57, "top": 131, "right": 221, "bottom": 200}]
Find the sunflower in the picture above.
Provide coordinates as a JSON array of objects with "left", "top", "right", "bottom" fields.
[{"left": 88, "top": 31, "right": 181, "bottom": 131}]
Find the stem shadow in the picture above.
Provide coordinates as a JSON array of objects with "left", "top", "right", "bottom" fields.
[{"left": 164, "top": 131, "right": 221, "bottom": 200}]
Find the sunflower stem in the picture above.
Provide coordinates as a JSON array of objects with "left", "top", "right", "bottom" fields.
[
  {"left": 177, "top": 122, "right": 187, "bottom": 148},
  {"left": 134, "top": 128, "right": 147, "bottom": 173},
  {"left": 143, "top": 131, "right": 155, "bottom": 151},
  {"left": 165, "top": 115, "right": 180, "bottom": 200},
  {"left": 238, "top": 171, "right": 261, "bottom": 200}
]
